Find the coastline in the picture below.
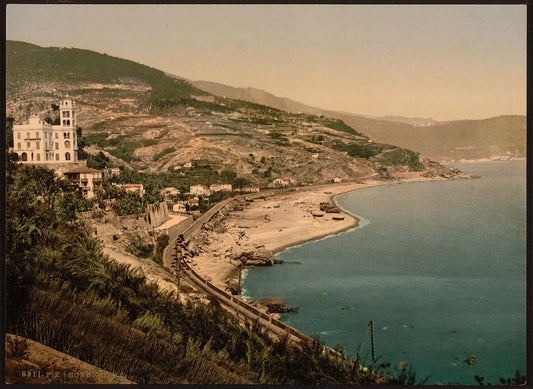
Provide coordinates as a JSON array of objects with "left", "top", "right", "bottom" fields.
[{"left": 188, "top": 173, "right": 458, "bottom": 290}]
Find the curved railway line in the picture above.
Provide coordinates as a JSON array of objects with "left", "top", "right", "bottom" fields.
[{"left": 164, "top": 193, "right": 346, "bottom": 359}]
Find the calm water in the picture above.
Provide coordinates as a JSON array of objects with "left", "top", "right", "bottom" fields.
[{"left": 242, "top": 161, "right": 526, "bottom": 385}]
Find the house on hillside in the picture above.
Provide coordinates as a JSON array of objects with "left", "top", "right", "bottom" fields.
[
  {"left": 210, "top": 183, "right": 232, "bottom": 192},
  {"left": 241, "top": 186, "right": 260, "bottom": 193},
  {"left": 63, "top": 166, "right": 103, "bottom": 199},
  {"left": 13, "top": 97, "right": 79, "bottom": 164},
  {"left": 190, "top": 184, "right": 211, "bottom": 196},
  {"left": 160, "top": 187, "right": 180, "bottom": 198},
  {"left": 102, "top": 167, "right": 121, "bottom": 179},
  {"left": 270, "top": 177, "right": 293, "bottom": 187},
  {"left": 119, "top": 184, "right": 145, "bottom": 196}
]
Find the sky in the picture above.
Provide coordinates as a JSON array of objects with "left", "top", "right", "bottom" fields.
[{"left": 6, "top": 4, "right": 527, "bottom": 121}]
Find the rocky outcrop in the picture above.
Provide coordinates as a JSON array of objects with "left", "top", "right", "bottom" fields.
[
  {"left": 254, "top": 297, "right": 299, "bottom": 314},
  {"left": 233, "top": 248, "right": 275, "bottom": 266}
]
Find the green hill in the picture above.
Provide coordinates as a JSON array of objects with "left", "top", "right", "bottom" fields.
[{"left": 6, "top": 40, "right": 208, "bottom": 106}]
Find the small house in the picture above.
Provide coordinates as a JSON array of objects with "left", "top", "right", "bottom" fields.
[
  {"left": 271, "top": 177, "right": 293, "bottom": 187},
  {"left": 190, "top": 184, "right": 211, "bottom": 196},
  {"left": 160, "top": 187, "right": 180, "bottom": 197},
  {"left": 210, "top": 183, "right": 232, "bottom": 192},
  {"left": 120, "top": 183, "right": 145, "bottom": 196},
  {"left": 241, "top": 186, "right": 260, "bottom": 193},
  {"left": 63, "top": 166, "right": 103, "bottom": 199}
]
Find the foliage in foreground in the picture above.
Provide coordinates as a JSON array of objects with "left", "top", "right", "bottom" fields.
[{"left": 5, "top": 162, "right": 391, "bottom": 385}]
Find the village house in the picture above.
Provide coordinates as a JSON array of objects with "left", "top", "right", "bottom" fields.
[
  {"left": 271, "top": 177, "right": 293, "bottom": 187},
  {"left": 210, "top": 183, "right": 232, "bottom": 192},
  {"left": 190, "top": 184, "right": 211, "bottom": 196},
  {"left": 63, "top": 166, "right": 103, "bottom": 199},
  {"left": 119, "top": 183, "right": 145, "bottom": 196},
  {"left": 160, "top": 187, "right": 180, "bottom": 198},
  {"left": 13, "top": 97, "right": 79, "bottom": 164},
  {"left": 241, "top": 186, "right": 260, "bottom": 193},
  {"left": 102, "top": 167, "right": 121, "bottom": 179}
]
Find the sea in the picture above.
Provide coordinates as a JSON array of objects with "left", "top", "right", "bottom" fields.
[{"left": 241, "top": 161, "right": 526, "bottom": 385}]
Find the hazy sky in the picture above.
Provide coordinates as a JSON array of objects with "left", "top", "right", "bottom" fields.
[{"left": 6, "top": 4, "right": 526, "bottom": 121}]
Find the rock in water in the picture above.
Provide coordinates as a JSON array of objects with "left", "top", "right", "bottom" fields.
[
  {"left": 255, "top": 297, "right": 289, "bottom": 313},
  {"left": 232, "top": 248, "right": 275, "bottom": 266}
]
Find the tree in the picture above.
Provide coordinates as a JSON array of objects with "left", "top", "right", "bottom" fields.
[
  {"left": 5, "top": 116, "right": 14, "bottom": 148},
  {"left": 76, "top": 126, "right": 89, "bottom": 160},
  {"left": 112, "top": 191, "right": 146, "bottom": 215}
]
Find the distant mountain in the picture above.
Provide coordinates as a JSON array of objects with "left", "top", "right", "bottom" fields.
[
  {"left": 192, "top": 80, "right": 526, "bottom": 161},
  {"left": 351, "top": 115, "right": 526, "bottom": 161},
  {"left": 362, "top": 115, "right": 441, "bottom": 127},
  {"left": 190, "top": 80, "right": 328, "bottom": 115}
]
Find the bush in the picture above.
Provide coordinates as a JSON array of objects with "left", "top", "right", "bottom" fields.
[
  {"left": 153, "top": 147, "right": 176, "bottom": 162},
  {"left": 112, "top": 192, "right": 146, "bottom": 215},
  {"left": 376, "top": 148, "right": 424, "bottom": 171},
  {"left": 6, "top": 336, "right": 29, "bottom": 360},
  {"left": 124, "top": 233, "right": 154, "bottom": 258}
]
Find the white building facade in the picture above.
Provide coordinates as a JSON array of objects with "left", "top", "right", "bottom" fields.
[
  {"left": 13, "top": 97, "right": 78, "bottom": 164},
  {"left": 210, "top": 184, "right": 232, "bottom": 192},
  {"left": 190, "top": 184, "right": 211, "bottom": 196}
]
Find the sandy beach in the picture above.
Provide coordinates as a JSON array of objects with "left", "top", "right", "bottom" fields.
[
  {"left": 92, "top": 171, "right": 459, "bottom": 299},
  {"left": 187, "top": 173, "right": 441, "bottom": 291}
]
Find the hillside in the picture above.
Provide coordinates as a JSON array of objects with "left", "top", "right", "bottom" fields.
[
  {"left": 191, "top": 80, "right": 526, "bottom": 162},
  {"left": 343, "top": 115, "right": 526, "bottom": 162},
  {"left": 6, "top": 40, "right": 461, "bottom": 187}
]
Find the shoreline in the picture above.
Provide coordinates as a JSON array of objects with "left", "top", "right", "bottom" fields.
[{"left": 188, "top": 173, "right": 463, "bottom": 290}]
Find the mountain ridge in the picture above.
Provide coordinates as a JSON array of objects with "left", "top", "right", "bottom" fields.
[{"left": 190, "top": 80, "right": 525, "bottom": 161}]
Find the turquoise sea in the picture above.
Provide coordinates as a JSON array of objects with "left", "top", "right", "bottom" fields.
[{"left": 242, "top": 161, "right": 526, "bottom": 385}]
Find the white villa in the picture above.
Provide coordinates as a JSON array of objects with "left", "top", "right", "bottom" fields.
[
  {"left": 210, "top": 183, "right": 232, "bottom": 192},
  {"left": 13, "top": 97, "right": 79, "bottom": 164},
  {"left": 271, "top": 177, "right": 293, "bottom": 187},
  {"left": 190, "top": 184, "right": 211, "bottom": 196}
]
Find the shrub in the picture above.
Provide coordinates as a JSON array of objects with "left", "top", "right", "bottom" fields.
[{"left": 153, "top": 147, "right": 176, "bottom": 162}]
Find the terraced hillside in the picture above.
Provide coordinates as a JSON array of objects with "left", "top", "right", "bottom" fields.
[
  {"left": 192, "top": 80, "right": 526, "bottom": 162},
  {"left": 6, "top": 41, "right": 460, "bottom": 185}
]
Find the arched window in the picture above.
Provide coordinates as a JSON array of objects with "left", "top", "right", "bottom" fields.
[
  {"left": 65, "top": 152, "right": 71, "bottom": 161},
  {"left": 21, "top": 153, "right": 27, "bottom": 161},
  {"left": 36, "top": 154, "right": 40, "bottom": 161},
  {"left": 64, "top": 140, "right": 71, "bottom": 149},
  {"left": 55, "top": 154, "right": 59, "bottom": 161},
  {"left": 66, "top": 120, "right": 70, "bottom": 125},
  {"left": 63, "top": 120, "right": 67, "bottom": 125}
]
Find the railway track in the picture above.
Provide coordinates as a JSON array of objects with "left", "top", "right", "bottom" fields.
[{"left": 166, "top": 193, "right": 345, "bottom": 359}]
